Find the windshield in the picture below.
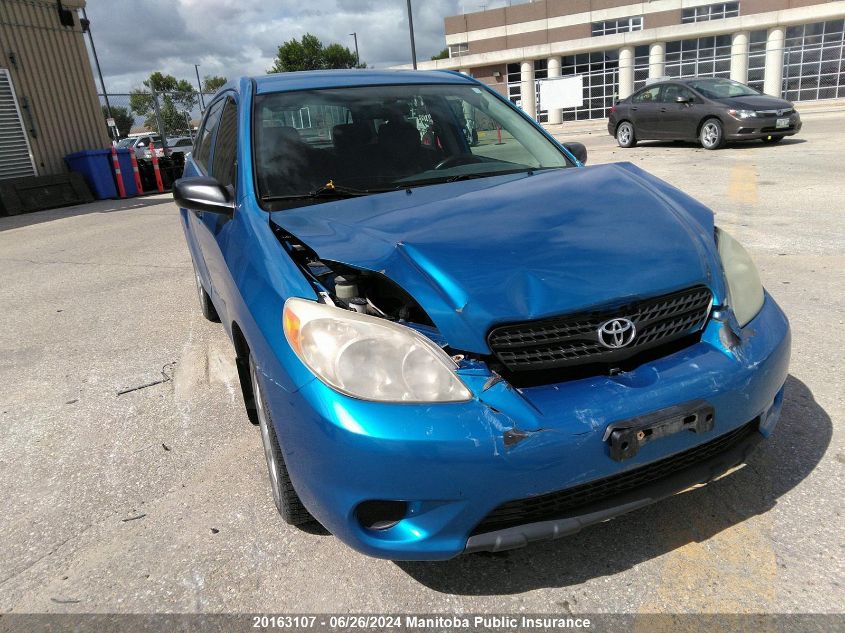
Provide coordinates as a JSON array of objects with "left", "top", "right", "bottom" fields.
[
  {"left": 689, "top": 78, "right": 761, "bottom": 99},
  {"left": 253, "top": 83, "right": 571, "bottom": 208},
  {"left": 116, "top": 138, "right": 135, "bottom": 148}
]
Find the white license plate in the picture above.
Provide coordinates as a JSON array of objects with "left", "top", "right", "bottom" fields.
[{"left": 776, "top": 117, "right": 790, "bottom": 128}]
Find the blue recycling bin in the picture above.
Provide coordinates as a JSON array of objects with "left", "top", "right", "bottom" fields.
[
  {"left": 115, "top": 147, "right": 139, "bottom": 196},
  {"left": 64, "top": 149, "right": 116, "bottom": 200}
]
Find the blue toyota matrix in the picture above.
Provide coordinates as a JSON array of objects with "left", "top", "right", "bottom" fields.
[{"left": 174, "top": 70, "right": 790, "bottom": 560}]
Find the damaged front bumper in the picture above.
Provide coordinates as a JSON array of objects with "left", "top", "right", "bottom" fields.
[{"left": 260, "top": 293, "right": 790, "bottom": 560}]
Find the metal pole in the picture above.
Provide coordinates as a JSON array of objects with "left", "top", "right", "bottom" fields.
[
  {"left": 150, "top": 88, "right": 169, "bottom": 152},
  {"left": 405, "top": 0, "right": 417, "bottom": 69},
  {"left": 349, "top": 32, "right": 359, "bottom": 66},
  {"left": 81, "top": 7, "right": 111, "bottom": 118},
  {"left": 194, "top": 64, "right": 205, "bottom": 109}
]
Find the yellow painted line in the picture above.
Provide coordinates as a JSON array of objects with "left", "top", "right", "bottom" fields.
[{"left": 728, "top": 163, "right": 759, "bottom": 205}]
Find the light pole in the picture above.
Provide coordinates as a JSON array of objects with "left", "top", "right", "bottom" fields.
[
  {"left": 349, "top": 32, "right": 360, "bottom": 66},
  {"left": 194, "top": 64, "right": 205, "bottom": 110},
  {"left": 80, "top": 7, "right": 111, "bottom": 118},
  {"left": 405, "top": 0, "right": 417, "bottom": 69}
]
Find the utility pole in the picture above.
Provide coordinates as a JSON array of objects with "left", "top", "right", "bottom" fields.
[
  {"left": 80, "top": 7, "right": 110, "bottom": 118},
  {"left": 349, "top": 32, "right": 359, "bottom": 66},
  {"left": 406, "top": 0, "right": 417, "bottom": 69},
  {"left": 194, "top": 64, "right": 205, "bottom": 110},
  {"left": 150, "top": 88, "right": 169, "bottom": 152}
]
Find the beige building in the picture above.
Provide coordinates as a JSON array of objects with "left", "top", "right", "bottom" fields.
[
  {"left": 0, "top": 0, "right": 109, "bottom": 180},
  {"left": 416, "top": 0, "right": 845, "bottom": 123}
]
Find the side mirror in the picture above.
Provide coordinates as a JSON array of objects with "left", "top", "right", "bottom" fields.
[
  {"left": 676, "top": 96, "right": 693, "bottom": 104},
  {"left": 173, "top": 176, "right": 234, "bottom": 216},
  {"left": 563, "top": 142, "right": 588, "bottom": 165},
  {"left": 137, "top": 142, "right": 145, "bottom": 147}
]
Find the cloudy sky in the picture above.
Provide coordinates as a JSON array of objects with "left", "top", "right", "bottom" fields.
[{"left": 85, "top": 0, "right": 513, "bottom": 94}]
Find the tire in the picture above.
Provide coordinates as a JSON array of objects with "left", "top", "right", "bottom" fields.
[
  {"left": 194, "top": 270, "right": 220, "bottom": 322},
  {"left": 700, "top": 118, "right": 725, "bottom": 150},
  {"left": 250, "top": 356, "right": 313, "bottom": 526},
  {"left": 762, "top": 135, "right": 784, "bottom": 144},
  {"left": 616, "top": 121, "right": 637, "bottom": 148}
]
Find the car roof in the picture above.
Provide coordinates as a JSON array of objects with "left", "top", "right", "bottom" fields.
[{"left": 251, "top": 69, "right": 477, "bottom": 95}]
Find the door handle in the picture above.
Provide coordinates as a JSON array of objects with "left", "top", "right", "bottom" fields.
[
  {"left": 631, "top": 106, "right": 638, "bottom": 111},
  {"left": 660, "top": 107, "right": 667, "bottom": 112}
]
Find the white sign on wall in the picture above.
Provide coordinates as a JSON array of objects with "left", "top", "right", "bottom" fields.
[{"left": 538, "top": 75, "right": 584, "bottom": 110}]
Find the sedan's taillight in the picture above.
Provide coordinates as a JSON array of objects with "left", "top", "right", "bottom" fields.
[{"left": 610, "top": 104, "right": 617, "bottom": 114}]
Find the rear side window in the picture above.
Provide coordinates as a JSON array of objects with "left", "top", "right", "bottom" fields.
[
  {"left": 633, "top": 86, "right": 661, "bottom": 103},
  {"left": 212, "top": 99, "right": 238, "bottom": 189},
  {"left": 194, "top": 99, "right": 225, "bottom": 170}
]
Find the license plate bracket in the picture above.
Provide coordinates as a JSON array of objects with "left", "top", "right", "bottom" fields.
[
  {"left": 603, "top": 400, "right": 715, "bottom": 462},
  {"left": 776, "top": 117, "right": 790, "bottom": 129}
]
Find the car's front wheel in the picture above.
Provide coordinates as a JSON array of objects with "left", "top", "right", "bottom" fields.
[
  {"left": 700, "top": 118, "right": 725, "bottom": 150},
  {"left": 762, "top": 135, "right": 784, "bottom": 144},
  {"left": 250, "top": 356, "right": 313, "bottom": 526},
  {"left": 194, "top": 270, "right": 219, "bottom": 322},
  {"left": 616, "top": 121, "right": 637, "bottom": 148}
]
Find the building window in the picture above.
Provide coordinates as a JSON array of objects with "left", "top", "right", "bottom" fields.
[
  {"left": 633, "top": 45, "right": 650, "bottom": 91},
  {"left": 747, "top": 30, "right": 768, "bottom": 93},
  {"left": 782, "top": 20, "right": 845, "bottom": 101},
  {"left": 559, "top": 50, "right": 620, "bottom": 121},
  {"left": 664, "top": 36, "right": 732, "bottom": 80},
  {"left": 448, "top": 43, "right": 468, "bottom": 58},
  {"left": 591, "top": 16, "right": 643, "bottom": 36},
  {"left": 681, "top": 2, "right": 739, "bottom": 23}
]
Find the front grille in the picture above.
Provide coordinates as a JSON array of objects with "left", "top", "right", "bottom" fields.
[
  {"left": 757, "top": 108, "right": 794, "bottom": 116},
  {"left": 487, "top": 286, "right": 712, "bottom": 372},
  {"left": 471, "top": 419, "right": 758, "bottom": 536}
]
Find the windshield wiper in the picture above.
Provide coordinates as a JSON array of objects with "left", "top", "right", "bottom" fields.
[{"left": 261, "top": 180, "right": 397, "bottom": 203}]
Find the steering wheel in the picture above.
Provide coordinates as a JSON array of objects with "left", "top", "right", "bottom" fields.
[{"left": 434, "top": 155, "right": 481, "bottom": 170}]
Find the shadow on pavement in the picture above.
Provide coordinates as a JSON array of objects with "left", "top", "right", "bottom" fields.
[
  {"left": 0, "top": 195, "right": 175, "bottom": 232},
  {"left": 396, "top": 375, "right": 830, "bottom": 594},
  {"left": 635, "top": 137, "right": 807, "bottom": 150}
]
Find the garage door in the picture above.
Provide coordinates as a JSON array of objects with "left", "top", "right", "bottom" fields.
[{"left": 0, "top": 68, "right": 37, "bottom": 180}]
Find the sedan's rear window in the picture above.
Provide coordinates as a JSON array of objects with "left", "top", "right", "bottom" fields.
[{"left": 253, "top": 84, "right": 571, "bottom": 208}]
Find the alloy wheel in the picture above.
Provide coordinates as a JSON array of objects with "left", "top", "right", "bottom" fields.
[
  {"left": 702, "top": 122, "right": 720, "bottom": 148},
  {"left": 252, "top": 365, "right": 282, "bottom": 508}
]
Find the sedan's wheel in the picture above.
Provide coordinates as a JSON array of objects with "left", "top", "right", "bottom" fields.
[
  {"left": 249, "top": 356, "right": 313, "bottom": 526},
  {"left": 700, "top": 118, "right": 725, "bottom": 150},
  {"left": 616, "top": 121, "right": 637, "bottom": 148},
  {"left": 194, "top": 270, "right": 219, "bottom": 322},
  {"left": 762, "top": 135, "right": 784, "bottom": 144}
]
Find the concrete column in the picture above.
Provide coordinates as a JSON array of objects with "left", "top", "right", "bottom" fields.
[
  {"left": 648, "top": 42, "right": 665, "bottom": 79},
  {"left": 764, "top": 27, "right": 785, "bottom": 98},
  {"left": 520, "top": 60, "right": 537, "bottom": 119},
  {"left": 730, "top": 31, "right": 750, "bottom": 84},
  {"left": 618, "top": 45, "right": 635, "bottom": 99},
  {"left": 546, "top": 56, "right": 562, "bottom": 124}
]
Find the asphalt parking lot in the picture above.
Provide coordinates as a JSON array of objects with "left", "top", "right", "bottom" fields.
[{"left": 1, "top": 110, "right": 843, "bottom": 617}]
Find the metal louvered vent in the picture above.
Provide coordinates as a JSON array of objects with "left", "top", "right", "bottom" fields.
[{"left": 0, "top": 69, "right": 37, "bottom": 181}]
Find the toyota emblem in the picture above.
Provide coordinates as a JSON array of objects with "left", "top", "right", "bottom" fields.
[{"left": 597, "top": 318, "right": 637, "bottom": 349}]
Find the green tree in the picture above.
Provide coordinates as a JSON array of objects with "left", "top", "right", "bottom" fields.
[
  {"left": 431, "top": 48, "right": 449, "bottom": 61},
  {"left": 202, "top": 75, "right": 227, "bottom": 93},
  {"left": 101, "top": 105, "right": 133, "bottom": 138},
  {"left": 129, "top": 72, "right": 197, "bottom": 137},
  {"left": 268, "top": 33, "right": 365, "bottom": 73}
]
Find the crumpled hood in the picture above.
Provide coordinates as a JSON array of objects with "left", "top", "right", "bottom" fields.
[{"left": 270, "top": 163, "right": 723, "bottom": 354}]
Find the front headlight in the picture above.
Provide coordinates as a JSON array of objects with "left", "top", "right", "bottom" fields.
[
  {"left": 283, "top": 298, "right": 472, "bottom": 403},
  {"left": 716, "top": 227, "right": 764, "bottom": 327},
  {"left": 729, "top": 109, "right": 756, "bottom": 119}
]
